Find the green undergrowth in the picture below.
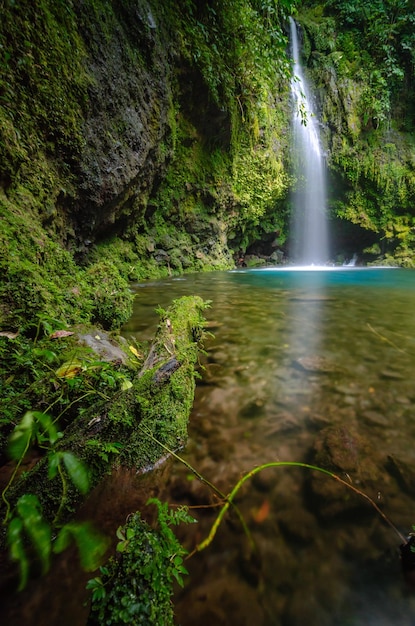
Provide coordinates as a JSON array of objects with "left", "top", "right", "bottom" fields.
[
  {"left": 0, "top": 192, "right": 134, "bottom": 333},
  {"left": 1, "top": 295, "right": 207, "bottom": 592},
  {"left": 0, "top": 322, "right": 139, "bottom": 459},
  {"left": 87, "top": 501, "right": 196, "bottom": 626}
]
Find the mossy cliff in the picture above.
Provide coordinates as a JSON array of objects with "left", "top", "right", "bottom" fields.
[
  {"left": 2, "top": 0, "right": 415, "bottom": 337},
  {"left": 0, "top": 0, "right": 294, "bottom": 335},
  {"left": 295, "top": 2, "right": 415, "bottom": 266}
]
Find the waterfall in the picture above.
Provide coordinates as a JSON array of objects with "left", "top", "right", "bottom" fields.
[{"left": 289, "top": 17, "right": 329, "bottom": 265}]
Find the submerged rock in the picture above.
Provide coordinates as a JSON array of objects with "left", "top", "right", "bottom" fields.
[
  {"left": 308, "top": 425, "right": 382, "bottom": 516},
  {"left": 387, "top": 454, "right": 415, "bottom": 495},
  {"left": 294, "top": 355, "right": 342, "bottom": 373}
]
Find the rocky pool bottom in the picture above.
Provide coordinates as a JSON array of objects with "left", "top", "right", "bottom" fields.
[{"left": 123, "top": 267, "right": 415, "bottom": 625}]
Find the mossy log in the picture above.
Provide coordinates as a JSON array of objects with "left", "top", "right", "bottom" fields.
[{"left": 0, "top": 295, "right": 208, "bottom": 529}]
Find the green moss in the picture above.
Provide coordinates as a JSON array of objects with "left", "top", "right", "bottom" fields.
[
  {"left": 84, "top": 261, "right": 133, "bottom": 330},
  {"left": 0, "top": 191, "right": 134, "bottom": 333},
  {"left": 297, "top": 4, "right": 415, "bottom": 264},
  {"left": 0, "top": 296, "right": 208, "bottom": 527}
]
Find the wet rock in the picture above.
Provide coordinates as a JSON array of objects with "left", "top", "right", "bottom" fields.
[
  {"left": 308, "top": 425, "right": 382, "bottom": 516},
  {"left": 252, "top": 467, "right": 276, "bottom": 493},
  {"left": 360, "top": 410, "right": 389, "bottom": 427},
  {"left": 294, "top": 355, "right": 342, "bottom": 373},
  {"left": 380, "top": 369, "right": 405, "bottom": 380},
  {"left": 334, "top": 383, "right": 361, "bottom": 396},
  {"left": 174, "top": 575, "right": 265, "bottom": 626},
  {"left": 238, "top": 399, "right": 265, "bottom": 420},
  {"left": 78, "top": 331, "right": 128, "bottom": 363},
  {"left": 263, "top": 412, "right": 301, "bottom": 437},
  {"left": 283, "top": 589, "right": 332, "bottom": 626},
  {"left": 387, "top": 454, "right": 415, "bottom": 495},
  {"left": 277, "top": 507, "right": 318, "bottom": 544},
  {"left": 313, "top": 425, "right": 379, "bottom": 476},
  {"left": 238, "top": 546, "right": 262, "bottom": 586}
]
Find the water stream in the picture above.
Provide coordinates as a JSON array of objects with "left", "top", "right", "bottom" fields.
[{"left": 289, "top": 18, "right": 329, "bottom": 265}]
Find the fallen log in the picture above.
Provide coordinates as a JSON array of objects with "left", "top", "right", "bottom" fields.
[{"left": 0, "top": 295, "right": 208, "bottom": 529}]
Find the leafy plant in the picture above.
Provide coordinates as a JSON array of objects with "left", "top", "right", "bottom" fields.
[
  {"left": 2, "top": 410, "right": 108, "bottom": 590},
  {"left": 6, "top": 493, "right": 108, "bottom": 591},
  {"left": 87, "top": 499, "right": 197, "bottom": 625},
  {"left": 85, "top": 439, "right": 123, "bottom": 463}
]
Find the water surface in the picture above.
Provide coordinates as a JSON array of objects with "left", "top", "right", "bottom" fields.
[{"left": 124, "top": 267, "right": 415, "bottom": 626}]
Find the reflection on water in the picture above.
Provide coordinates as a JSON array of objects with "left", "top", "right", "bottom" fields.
[{"left": 125, "top": 267, "right": 415, "bottom": 625}]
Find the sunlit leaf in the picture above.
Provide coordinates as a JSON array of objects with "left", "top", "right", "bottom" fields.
[
  {"left": 116, "top": 526, "right": 125, "bottom": 541},
  {"left": 129, "top": 345, "right": 142, "bottom": 358},
  {"left": 120, "top": 378, "right": 133, "bottom": 391},
  {"left": 55, "top": 360, "right": 83, "bottom": 378}
]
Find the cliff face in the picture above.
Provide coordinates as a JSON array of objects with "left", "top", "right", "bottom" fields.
[
  {"left": 296, "top": 2, "right": 415, "bottom": 266},
  {"left": 0, "top": 0, "right": 292, "bottom": 332},
  {"left": 1, "top": 0, "right": 176, "bottom": 245},
  {"left": 1, "top": 0, "right": 415, "bottom": 334},
  {"left": 69, "top": 2, "right": 174, "bottom": 241}
]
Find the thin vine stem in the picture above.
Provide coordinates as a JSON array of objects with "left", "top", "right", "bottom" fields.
[
  {"left": 138, "top": 425, "right": 255, "bottom": 550},
  {"left": 189, "top": 461, "right": 407, "bottom": 557},
  {"left": 2, "top": 436, "right": 32, "bottom": 524},
  {"left": 53, "top": 461, "right": 67, "bottom": 526}
]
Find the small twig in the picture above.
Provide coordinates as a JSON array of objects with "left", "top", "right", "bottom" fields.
[{"left": 367, "top": 323, "right": 408, "bottom": 355}]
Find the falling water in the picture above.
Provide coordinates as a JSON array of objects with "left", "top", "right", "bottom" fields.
[{"left": 289, "top": 17, "right": 329, "bottom": 265}]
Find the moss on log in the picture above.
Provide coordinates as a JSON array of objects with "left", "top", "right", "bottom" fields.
[{"left": 0, "top": 295, "right": 208, "bottom": 528}]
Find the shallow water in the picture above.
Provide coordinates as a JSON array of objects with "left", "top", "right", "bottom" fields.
[{"left": 124, "top": 267, "right": 415, "bottom": 626}]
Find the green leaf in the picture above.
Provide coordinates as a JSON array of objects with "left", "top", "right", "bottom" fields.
[
  {"left": 86, "top": 576, "right": 106, "bottom": 602},
  {"left": 47, "top": 451, "right": 62, "bottom": 480},
  {"left": 116, "top": 526, "right": 126, "bottom": 541},
  {"left": 8, "top": 411, "right": 35, "bottom": 460},
  {"left": 54, "top": 522, "right": 108, "bottom": 571},
  {"left": 62, "top": 452, "right": 90, "bottom": 494},
  {"left": 32, "top": 348, "right": 58, "bottom": 363},
  {"left": 116, "top": 540, "right": 128, "bottom": 553},
  {"left": 6, "top": 516, "right": 29, "bottom": 591},
  {"left": 35, "top": 412, "right": 60, "bottom": 446},
  {"left": 16, "top": 494, "right": 51, "bottom": 574},
  {"left": 54, "top": 525, "right": 72, "bottom": 554}
]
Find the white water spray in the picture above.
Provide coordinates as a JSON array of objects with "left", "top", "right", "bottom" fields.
[{"left": 289, "top": 17, "right": 329, "bottom": 265}]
